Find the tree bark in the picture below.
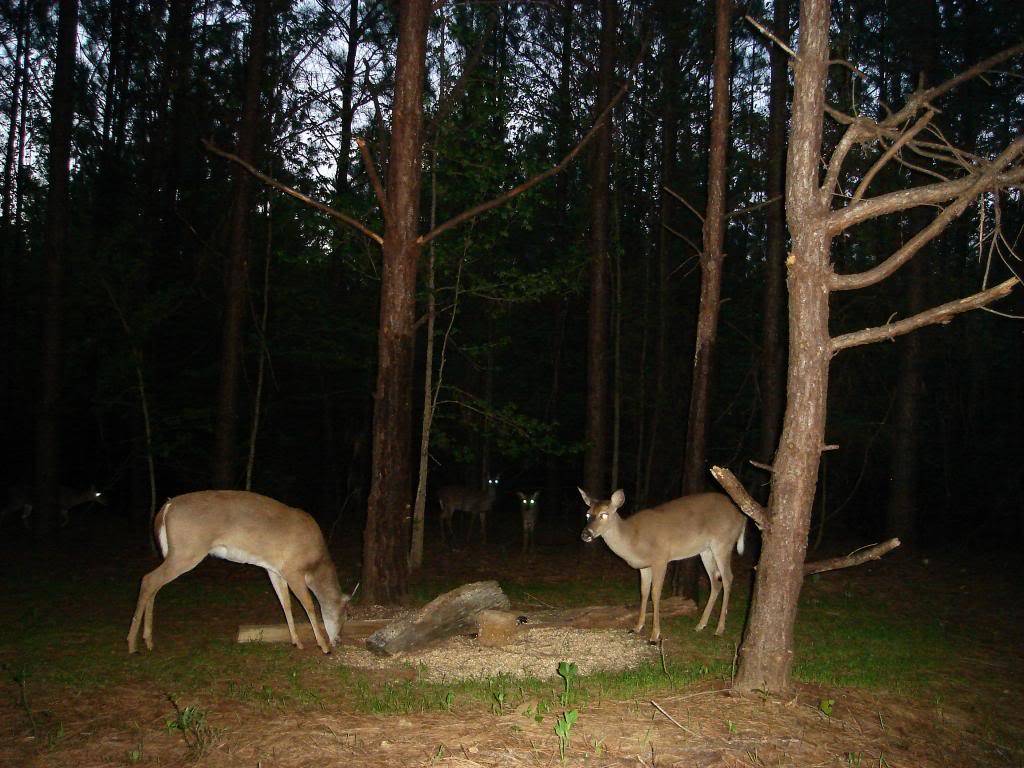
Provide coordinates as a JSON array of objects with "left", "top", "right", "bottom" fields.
[
  {"left": 212, "top": 0, "right": 271, "bottom": 488},
  {"left": 361, "top": 0, "right": 431, "bottom": 604},
  {"left": 583, "top": 0, "right": 616, "bottom": 498},
  {"left": 34, "top": 0, "right": 79, "bottom": 536},
  {"left": 758, "top": 0, "right": 790, "bottom": 474},
  {"left": 886, "top": 0, "right": 937, "bottom": 546},
  {"left": 671, "top": 0, "right": 731, "bottom": 598},
  {"left": 681, "top": 0, "right": 731, "bottom": 496},
  {"left": 733, "top": 0, "right": 833, "bottom": 693}
]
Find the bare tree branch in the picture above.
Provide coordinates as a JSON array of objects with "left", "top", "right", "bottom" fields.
[
  {"left": 851, "top": 110, "right": 935, "bottom": 204},
  {"left": 710, "top": 465, "right": 770, "bottom": 532},
  {"left": 803, "top": 538, "right": 901, "bottom": 575},
  {"left": 831, "top": 276, "right": 1017, "bottom": 353},
  {"left": 356, "top": 137, "right": 389, "bottom": 224},
  {"left": 829, "top": 139, "right": 1024, "bottom": 289},
  {"left": 418, "top": 38, "right": 649, "bottom": 247},
  {"left": 881, "top": 43, "right": 1024, "bottom": 130},
  {"left": 663, "top": 185, "right": 706, "bottom": 223},
  {"left": 202, "top": 139, "right": 384, "bottom": 245}
]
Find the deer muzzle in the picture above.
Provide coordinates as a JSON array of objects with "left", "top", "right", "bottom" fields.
[{"left": 581, "top": 528, "right": 595, "bottom": 543}]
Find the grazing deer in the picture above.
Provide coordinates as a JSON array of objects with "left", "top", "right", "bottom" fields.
[
  {"left": 578, "top": 487, "right": 745, "bottom": 644},
  {"left": 127, "top": 491, "right": 351, "bottom": 654},
  {"left": 1, "top": 484, "right": 106, "bottom": 528},
  {"left": 516, "top": 491, "right": 540, "bottom": 553},
  {"left": 438, "top": 475, "right": 499, "bottom": 546}
]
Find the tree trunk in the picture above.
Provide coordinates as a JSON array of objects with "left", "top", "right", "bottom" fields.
[
  {"left": 361, "top": 0, "right": 430, "bottom": 604},
  {"left": 212, "top": 0, "right": 271, "bottom": 488},
  {"left": 671, "top": 0, "right": 731, "bottom": 598},
  {"left": 34, "top": 0, "right": 79, "bottom": 536},
  {"left": 583, "top": 0, "right": 616, "bottom": 498},
  {"left": 886, "top": 0, "right": 937, "bottom": 545},
  {"left": 734, "top": 0, "right": 832, "bottom": 693},
  {"left": 336, "top": 0, "right": 360, "bottom": 197},
  {"left": 758, "top": 0, "right": 790, "bottom": 473},
  {"left": 681, "top": 0, "right": 731, "bottom": 496}
]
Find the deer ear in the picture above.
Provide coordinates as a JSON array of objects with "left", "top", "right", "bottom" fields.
[
  {"left": 610, "top": 489, "right": 626, "bottom": 508},
  {"left": 577, "top": 487, "right": 592, "bottom": 506}
]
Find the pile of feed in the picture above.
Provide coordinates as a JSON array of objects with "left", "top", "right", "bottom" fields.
[{"left": 333, "top": 626, "right": 658, "bottom": 682}]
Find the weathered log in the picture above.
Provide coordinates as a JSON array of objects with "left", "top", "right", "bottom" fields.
[
  {"left": 365, "top": 580, "right": 510, "bottom": 656},
  {"left": 523, "top": 596, "right": 697, "bottom": 629},
  {"left": 237, "top": 617, "right": 392, "bottom": 647}
]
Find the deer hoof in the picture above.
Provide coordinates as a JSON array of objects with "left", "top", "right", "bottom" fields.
[{"left": 648, "top": 638, "right": 661, "bottom": 646}]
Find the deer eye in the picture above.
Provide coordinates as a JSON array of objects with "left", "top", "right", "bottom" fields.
[{"left": 600, "top": 512, "right": 608, "bottom": 519}]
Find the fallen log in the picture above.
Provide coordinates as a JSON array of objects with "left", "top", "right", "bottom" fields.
[
  {"left": 365, "top": 580, "right": 510, "bottom": 657},
  {"left": 237, "top": 617, "right": 392, "bottom": 647}
]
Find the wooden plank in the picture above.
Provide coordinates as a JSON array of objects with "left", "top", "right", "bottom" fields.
[{"left": 365, "top": 580, "right": 510, "bottom": 656}]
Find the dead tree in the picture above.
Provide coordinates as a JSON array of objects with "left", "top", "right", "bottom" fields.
[{"left": 716, "top": 0, "right": 1022, "bottom": 693}]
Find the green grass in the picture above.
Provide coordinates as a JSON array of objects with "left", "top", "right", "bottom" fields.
[{"left": 0, "top": 552, "right": 984, "bottom": 721}]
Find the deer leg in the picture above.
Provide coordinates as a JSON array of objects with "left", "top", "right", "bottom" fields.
[
  {"left": 633, "top": 567, "right": 652, "bottom": 634},
  {"left": 268, "top": 570, "right": 302, "bottom": 649},
  {"left": 128, "top": 554, "right": 203, "bottom": 653},
  {"left": 712, "top": 543, "right": 734, "bottom": 635},
  {"left": 650, "top": 562, "right": 668, "bottom": 645},
  {"left": 480, "top": 511, "right": 487, "bottom": 545},
  {"left": 284, "top": 571, "right": 331, "bottom": 653},
  {"left": 695, "top": 550, "right": 722, "bottom": 632}
]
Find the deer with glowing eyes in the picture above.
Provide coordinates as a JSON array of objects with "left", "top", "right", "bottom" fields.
[
  {"left": 578, "top": 487, "right": 745, "bottom": 644},
  {"left": 516, "top": 491, "right": 540, "bottom": 553}
]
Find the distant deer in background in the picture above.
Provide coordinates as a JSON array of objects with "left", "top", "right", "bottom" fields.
[
  {"left": 1, "top": 483, "right": 106, "bottom": 529},
  {"left": 127, "top": 490, "right": 351, "bottom": 654},
  {"left": 438, "top": 475, "right": 499, "bottom": 546},
  {"left": 516, "top": 491, "right": 540, "bottom": 553},
  {"left": 578, "top": 487, "right": 745, "bottom": 644}
]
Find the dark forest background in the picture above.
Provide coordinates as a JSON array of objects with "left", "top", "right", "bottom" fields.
[{"left": 1, "top": 0, "right": 1021, "bottom": 552}]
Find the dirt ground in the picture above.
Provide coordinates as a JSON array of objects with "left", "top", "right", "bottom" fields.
[{"left": 1, "top": 530, "right": 1021, "bottom": 767}]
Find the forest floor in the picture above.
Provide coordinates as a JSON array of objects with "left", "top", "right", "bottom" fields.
[{"left": 0, "top": 516, "right": 1021, "bottom": 768}]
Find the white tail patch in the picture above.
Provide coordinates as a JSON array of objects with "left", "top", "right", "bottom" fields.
[
  {"left": 736, "top": 524, "right": 745, "bottom": 556},
  {"left": 158, "top": 520, "right": 169, "bottom": 557}
]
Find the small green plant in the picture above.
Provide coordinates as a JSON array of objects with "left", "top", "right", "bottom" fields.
[
  {"left": 165, "top": 695, "right": 214, "bottom": 759},
  {"left": 46, "top": 720, "right": 64, "bottom": 748},
  {"left": 557, "top": 661, "right": 578, "bottom": 707},
  {"left": 554, "top": 709, "right": 578, "bottom": 763},
  {"left": 590, "top": 735, "right": 605, "bottom": 757},
  {"left": 126, "top": 743, "right": 144, "bottom": 764},
  {"left": 440, "top": 691, "right": 455, "bottom": 712},
  {"left": 430, "top": 744, "right": 446, "bottom": 764},
  {"left": 818, "top": 698, "right": 835, "bottom": 718},
  {"left": 727, "top": 719, "right": 737, "bottom": 734},
  {"left": 491, "top": 689, "right": 506, "bottom": 715},
  {"left": 845, "top": 751, "right": 863, "bottom": 767}
]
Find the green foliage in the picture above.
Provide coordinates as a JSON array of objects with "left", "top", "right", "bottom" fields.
[
  {"left": 165, "top": 696, "right": 215, "bottom": 760},
  {"left": 554, "top": 708, "right": 578, "bottom": 763},
  {"left": 556, "top": 661, "right": 578, "bottom": 707}
]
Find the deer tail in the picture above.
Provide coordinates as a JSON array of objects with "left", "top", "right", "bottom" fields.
[{"left": 736, "top": 523, "right": 746, "bottom": 556}]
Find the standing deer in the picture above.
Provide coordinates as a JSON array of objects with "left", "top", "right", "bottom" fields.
[
  {"left": 127, "top": 491, "right": 351, "bottom": 654},
  {"left": 516, "top": 491, "right": 540, "bottom": 553},
  {"left": 438, "top": 475, "right": 499, "bottom": 546},
  {"left": 578, "top": 487, "right": 745, "bottom": 644},
  {"left": 1, "top": 483, "right": 105, "bottom": 528}
]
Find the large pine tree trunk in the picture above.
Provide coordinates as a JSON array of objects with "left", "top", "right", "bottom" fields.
[
  {"left": 34, "top": 0, "right": 79, "bottom": 536},
  {"left": 758, "top": 0, "right": 790, "bottom": 473},
  {"left": 361, "top": 0, "right": 430, "bottom": 604},
  {"left": 212, "top": 0, "right": 271, "bottom": 488},
  {"left": 583, "top": 0, "right": 616, "bottom": 497},
  {"left": 734, "top": 0, "right": 832, "bottom": 693}
]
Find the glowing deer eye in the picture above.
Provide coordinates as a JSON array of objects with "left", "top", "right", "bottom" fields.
[{"left": 600, "top": 512, "right": 608, "bottom": 519}]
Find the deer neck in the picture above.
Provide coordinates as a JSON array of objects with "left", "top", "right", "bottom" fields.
[{"left": 599, "top": 512, "right": 638, "bottom": 562}]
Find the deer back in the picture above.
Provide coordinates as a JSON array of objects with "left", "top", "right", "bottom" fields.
[{"left": 158, "top": 491, "right": 332, "bottom": 573}]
